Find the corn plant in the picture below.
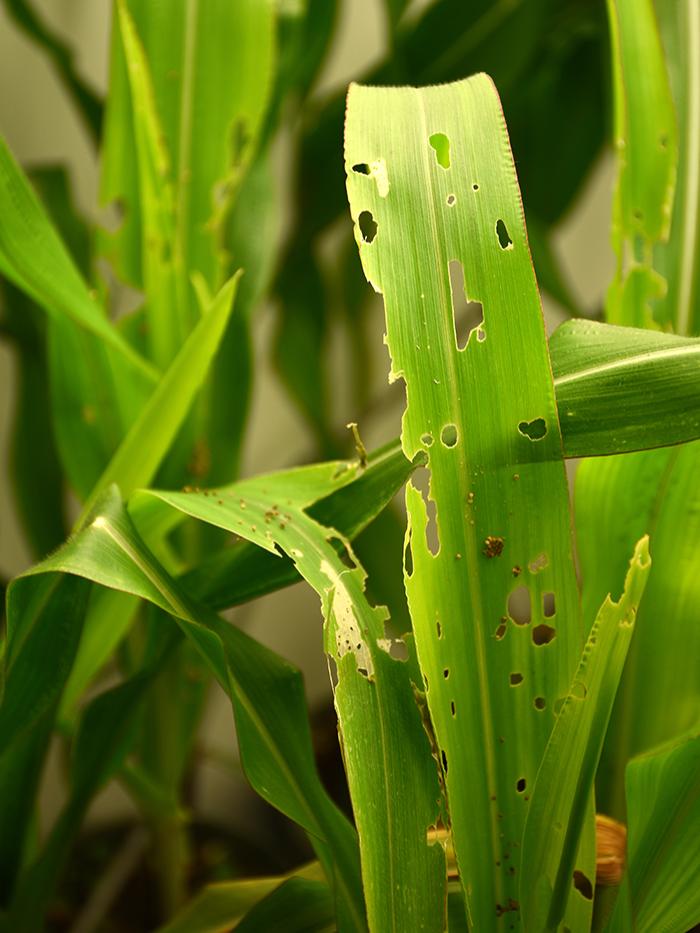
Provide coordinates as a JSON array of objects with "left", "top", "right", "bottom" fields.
[{"left": 0, "top": 0, "right": 699, "bottom": 931}]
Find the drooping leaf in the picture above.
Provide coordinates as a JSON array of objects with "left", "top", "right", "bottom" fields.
[
  {"left": 177, "top": 439, "right": 421, "bottom": 611},
  {"left": 9, "top": 488, "right": 365, "bottom": 931},
  {"left": 345, "top": 75, "right": 586, "bottom": 930},
  {"left": 550, "top": 319, "right": 700, "bottom": 457},
  {"left": 144, "top": 459, "right": 446, "bottom": 931},
  {"left": 520, "top": 537, "right": 650, "bottom": 932}
]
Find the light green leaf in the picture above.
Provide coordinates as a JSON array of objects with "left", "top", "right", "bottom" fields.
[
  {"left": 612, "top": 730, "right": 700, "bottom": 933},
  {"left": 234, "top": 877, "right": 334, "bottom": 932},
  {"left": 606, "top": 0, "right": 677, "bottom": 327},
  {"left": 345, "top": 75, "right": 585, "bottom": 930},
  {"left": 550, "top": 320, "right": 700, "bottom": 456},
  {"left": 520, "top": 537, "right": 651, "bottom": 932},
  {"left": 77, "top": 273, "right": 240, "bottom": 526},
  {"left": 0, "top": 137, "right": 156, "bottom": 382},
  {"left": 155, "top": 863, "right": 326, "bottom": 933}
]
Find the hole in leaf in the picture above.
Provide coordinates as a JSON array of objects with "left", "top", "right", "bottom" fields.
[
  {"left": 509, "top": 672, "right": 523, "bottom": 686},
  {"left": 446, "top": 193, "right": 456, "bottom": 206},
  {"left": 443, "top": 668, "right": 450, "bottom": 679},
  {"left": 496, "top": 219, "right": 513, "bottom": 249},
  {"left": 389, "top": 640, "right": 408, "bottom": 661},
  {"left": 571, "top": 681, "right": 587, "bottom": 699},
  {"left": 543, "top": 592, "right": 556, "bottom": 617},
  {"left": 448, "top": 259, "right": 484, "bottom": 350},
  {"left": 534, "top": 696, "right": 546, "bottom": 710},
  {"left": 404, "top": 533, "right": 414, "bottom": 576},
  {"left": 472, "top": 183, "right": 479, "bottom": 191},
  {"left": 495, "top": 620, "right": 507, "bottom": 640},
  {"left": 532, "top": 624, "right": 556, "bottom": 646},
  {"left": 359, "top": 210, "right": 378, "bottom": 243},
  {"left": 450, "top": 701, "right": 456, "bottom": 717},
  {"left": 573, "top": 871, "right": 593, "bottom": 900},
  {"left": 518, "top": 418, "right": 547, "bottom": 440},
  {"left": 436, "top": 619, "right": 442, "bottom": 638},
  {"left": 352, "top": 162, "right": 370, "bottom": 174},
  {"left": 441, "top": 749, "right": 448, "bottom": 772},
  {"left": 508, "top": 586, "right": 531, "bottom": 625},
  {"left": 412, "top": 466, "right": 440, "bottom": 555},
  {"left": 516, "top": 778, "right": 526, "bottom": 793},
  {"left": 421, "top": 432, "right": 434, "bottom": 447},
  {"left": 441, "top": 424, "right": 458, "bottom": 447},
  {"left": 429, "top": 132, "right": 450, "bottom": 168}
]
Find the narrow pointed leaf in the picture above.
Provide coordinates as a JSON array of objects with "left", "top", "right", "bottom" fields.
[
  {"left": 345, "top": 75, "right": 585, "bottom": 930},
  {"left": 77, "top": 273, "right": 240, "bottom": 526},
  {"left": 520, "top": 537, "right": 651, "bottom": 932},
  {"left": 0, "top": 138, "right": 156, "bottom": 381}
]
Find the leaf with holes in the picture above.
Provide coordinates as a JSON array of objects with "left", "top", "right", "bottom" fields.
[
  {"left": 519, "top": 537, "right": 650, "bottom": 933},
  {"left": 345, "top": 75, "right": 588, "bottom": 930}
]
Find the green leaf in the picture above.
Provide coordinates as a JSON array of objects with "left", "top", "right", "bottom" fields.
[
  {"left": 178, "top": 439, "right": 419, "bottom": 610},
  {"left": 550, "top": 320, "right": 700, "bottom": 457},
  {"left": 606, "top": 0, "right": 678, "bottom": 327},
  {"left": 345, "top": 75, "right": 585, "bottom": 929},
  {"left": 576, "top": 441, "right": 700, "bottom": 819},
  {"left": 102, "top": 0, "right": 275, "bottom": 298},
  {"left": 235, "top": 877, "right": 334, "bottom": 933},
  {"left": 77, "top": 273, "right": 240, "bottom": 526},
  {"left": 10, "top": 488, "right": 365, "bottom": 931},
  {"left": 144, "top": 458, "right": 446, "bottom": 931},
  {"left": 0, "top": 137, "right": 156, "bottom": 382},
  {"left": 0, "top": 575, "right": 90, "bottom": 902},
  {"left": 155, "top": 863, "right": 326, "bottom": 933},
  {"left": 519, "top": 537, "right": 651, "bottom": 933},
  {"left": 114, "top": 0, "right": 187, "bottom": 368},
  {"left": 655, "top": 0, "right": 700, "bottom": 336},
  {"left": 608, "top": 730, "right": 700, "bottom": 933}
]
